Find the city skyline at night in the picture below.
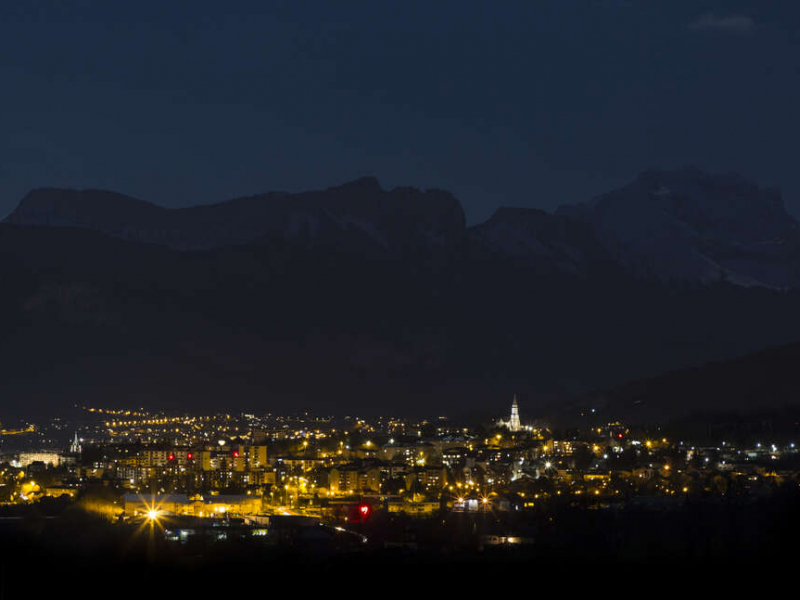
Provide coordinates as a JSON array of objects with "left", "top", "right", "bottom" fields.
[{"left": 2, "top": 1, "right": 799, "bottom": 593}]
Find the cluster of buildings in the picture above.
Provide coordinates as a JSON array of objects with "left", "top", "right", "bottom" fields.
[{"left": 2, "top": 399, "right": 799, "bottom": 523}]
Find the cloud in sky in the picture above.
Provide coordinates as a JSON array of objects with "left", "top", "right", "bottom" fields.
[
  {"left": 593, "top": 0, "right": 634, "bottom": 8},
  {"left": 689, "top": 13, "right": 756, "bottom": 35}
]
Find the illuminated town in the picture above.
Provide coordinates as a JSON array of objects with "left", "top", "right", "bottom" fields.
[
  {"left": 3, "top": 397, "right": 798, "bottom": 553},
  {"left": 5, "top": 2, "right": 800, "bottom": 594}
]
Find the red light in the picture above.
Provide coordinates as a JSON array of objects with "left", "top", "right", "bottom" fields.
[
  {"left": 347, "top": 503, "right": 371, "bottom": 522},
  {"left": 168, "top": 453, "right": 175, "bottom": 461},
  {"left": 233, "top": 450, "right": 239, "bottom": 458},
  {"left": 187, "top": 452, "right": 193, "bottom": 460},
  {"left": 617, "top": 433, "right": 623, "bottom": 439}
]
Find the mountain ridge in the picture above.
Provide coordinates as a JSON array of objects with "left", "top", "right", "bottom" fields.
[
  {"left": 6, "top": 168, "right": 798, "bottom": 288},
  {"left": 4, "top": 177, "right": 466, "bottom": 255}
]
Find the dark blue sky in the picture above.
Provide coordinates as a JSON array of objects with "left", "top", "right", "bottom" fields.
[{"left": 2, "top": 1, "right": 798, "bottom": 224}]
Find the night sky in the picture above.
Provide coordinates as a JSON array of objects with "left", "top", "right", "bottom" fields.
[{"left": 2, "top": 1, "right": 798, "bottom": 224}]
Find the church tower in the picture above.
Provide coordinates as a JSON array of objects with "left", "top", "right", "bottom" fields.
[
  {"left": 70, "top": 431, "right": 82, "bottom": 454},
  {"left": 508, "top": 395, "right": 521, "bottom": 432}
]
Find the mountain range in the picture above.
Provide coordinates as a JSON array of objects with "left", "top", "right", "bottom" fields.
[
  {"left": 7, "top": 167, "right": 799, "bottom": 287},
  {"left": 2, "top": 168, "right": 800, "bottom": 421},
  {"left": 5, "top": 177, "right": 466, "bottom": 257}
]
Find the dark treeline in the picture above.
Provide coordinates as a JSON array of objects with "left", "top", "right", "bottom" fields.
[{"left": 1, "top": 483, "right": 799, "bottom": 596}]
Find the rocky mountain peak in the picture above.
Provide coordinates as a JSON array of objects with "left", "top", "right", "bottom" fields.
[{"left": 556, "top": 169, "right": 800, "bottom": 287}]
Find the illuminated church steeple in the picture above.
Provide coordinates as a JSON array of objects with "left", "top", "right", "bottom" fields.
[
  {"left": 70, "top": 431, "right": 82, "bottom": 454},
  {"left": 508, "top": 395, "right": 521, "bottom": 432}
]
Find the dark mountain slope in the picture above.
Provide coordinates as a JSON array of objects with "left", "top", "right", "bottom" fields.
[
  {"left": 467, "top": 207, "right": 616, "bottom": 277},
  {"left": 3, "top": 170, "right": 800, "bottom": 420},
  {"left": 2, "top": 222, "right": 800, "bottom": 420},
  {"left": 583, "top": 341, "right": 800, "bottom": 425},
  {"left": 557, "top": 168, "right": 800, "bottom": 287}
]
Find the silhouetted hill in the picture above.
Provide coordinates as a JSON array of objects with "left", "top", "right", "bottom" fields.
[{"left": 581, "top": 341, "right": 800, "bottom": 424}]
